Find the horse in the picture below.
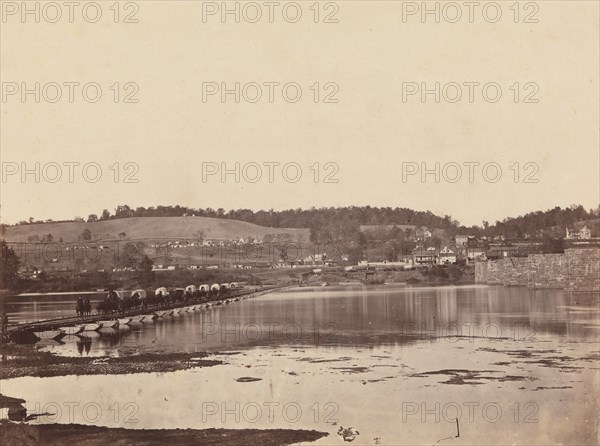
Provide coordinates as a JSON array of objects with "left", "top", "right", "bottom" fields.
[
  {"left": 76, "top": 297, "right": 84, "bottom": 317},
  {"left": 83, "top": 297, "right": 92, "bottom": 316}
]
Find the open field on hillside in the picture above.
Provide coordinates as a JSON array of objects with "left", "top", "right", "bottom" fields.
[{"left": 4, "top": 217, "right": 309, "bottom": 243}]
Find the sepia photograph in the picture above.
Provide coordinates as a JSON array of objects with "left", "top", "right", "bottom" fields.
[{"left": 0, "top": 1, "right": 599, "bottom": 445}]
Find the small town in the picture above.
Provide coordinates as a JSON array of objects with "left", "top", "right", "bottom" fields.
[
  {"left": 3, "top": 206, "right": 598, "bottom": 293},
  {"left": 1, "top": 203, "right": 598, "bottom": 446}
]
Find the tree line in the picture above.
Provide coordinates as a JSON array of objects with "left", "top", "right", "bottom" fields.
[{"left": 6, "top": 203, "right": 598, "bottom": 243}]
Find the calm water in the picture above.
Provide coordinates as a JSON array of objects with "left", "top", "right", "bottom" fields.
[
  {"left": 3, "top": 285, "right": 599, "bottom": 444},
  {"left": 1, "top": 292, "right": 106, "bottom": 324},
  {"left": 4, "top": 285, "right": 598, "bottom": 356}
]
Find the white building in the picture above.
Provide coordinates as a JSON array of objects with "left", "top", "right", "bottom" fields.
[
  {"left": 439, "top": 246, "right": 457, "bottom": 264},
  {"left": 566, "top": 226, "right": 591, "bottom": 239}
]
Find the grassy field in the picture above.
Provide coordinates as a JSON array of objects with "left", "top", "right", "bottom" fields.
[{"left": 4, "top": 216, "right": 309, "bottom": 243}]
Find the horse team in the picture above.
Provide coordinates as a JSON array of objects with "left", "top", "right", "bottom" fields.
[
  {"left": 95, "top": 285, "right": 238, "bottom": 315},
  {"left": 75, "top": 296, "right": 92, "bottom": 316}
]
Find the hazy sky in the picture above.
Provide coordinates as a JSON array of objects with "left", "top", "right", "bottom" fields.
[{"left": 1, "top": 1, "right": 598, "bottom": 226}]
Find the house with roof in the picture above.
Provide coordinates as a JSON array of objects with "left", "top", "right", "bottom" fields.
[
  {"left": 566, "top": 226, "right": 591, "bottom": 239},
  {"left": 412, "top": 246, "right": 438, "bottom": 265},
  {"left": 304, "top": 253, "right": 327, "bottom": 265},
  {"left": 416, "top": 227, "right": 432, "bottom": 240},
  {"left": 455, "top": 235, "right": 469, "bottom": 246},
  {"left": 465, "top": 245, "right": 486, "bottom": 260},
  {"left": 438, "top": 246, "right": 457, "bottom": 264}
]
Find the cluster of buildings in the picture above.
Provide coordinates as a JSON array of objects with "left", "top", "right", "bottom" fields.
[
  {"left": 150, "top": 238, "right": 264, "bottom": 249},
  {"left": 410, "top": 226, "right": 596, "bottom": 266},
  {"left": 411, "top": 245, "right": 461, "bottom": 265},
  {"left": 375, "top": 233, "right": 528, "bottom": 267},
  {"left": 412, "top": 235, "right": 534, "bottom": 265},
  {"left": 272, "top": 253, "right": 343, "bottom": 268}
]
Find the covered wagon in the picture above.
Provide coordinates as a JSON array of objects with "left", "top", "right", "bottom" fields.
[
  {"left": 131, "top": 289, "right": 147, "bottom": 299},
  {"left": 155, "top": 287, "right": 168, "bottom": 297}
]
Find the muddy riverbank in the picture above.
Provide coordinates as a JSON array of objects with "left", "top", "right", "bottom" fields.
[
  {"left": 0, "top": 343, "right": 222, "bottom": 380},
  {"left": 0, "top": 344, "right": 329, "bottom": 446},
  {"left": 0, "top": 422, "right": 327, "bottom": 446}
]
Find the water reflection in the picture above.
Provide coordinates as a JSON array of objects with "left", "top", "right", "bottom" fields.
[
  {"left": 75, "top": 336, "right": 92, "bottom": 355},
  {"left": 29, "top": 285, "right": 599, "bottom": 357},
  {"left": 4, "top": 285, "right": 598, "bottom": 445}
]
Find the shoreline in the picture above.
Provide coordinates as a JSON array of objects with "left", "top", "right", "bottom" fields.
[
  {"left": 0, "top": 343, "right": 223, "bottom": 380},
  {"left": 3, "top": 332, "right": 598, "bottom": 445},
  {"left": 2, "top": 263, "right": 476, "bottom": 296},
  {"left": 0, "top": 422, "right": 328, "bottom": 446}
]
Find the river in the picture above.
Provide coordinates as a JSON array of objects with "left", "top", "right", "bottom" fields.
[{"left": 2, "top": 285, "right": 599, "bottom": 444}]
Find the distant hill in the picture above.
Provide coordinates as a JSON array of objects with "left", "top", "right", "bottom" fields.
[
  {"left": 4, "top": 216, "right": 308, "bottom": 243},
  {"left": 571, "top": 218, "right": 600, "bottom": 230},
  {"left": 486, "top": 205, "right": 598, "bottom": 238},
  {"left": 545, "top": 218, "right": 600, "bottom": 237}
]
